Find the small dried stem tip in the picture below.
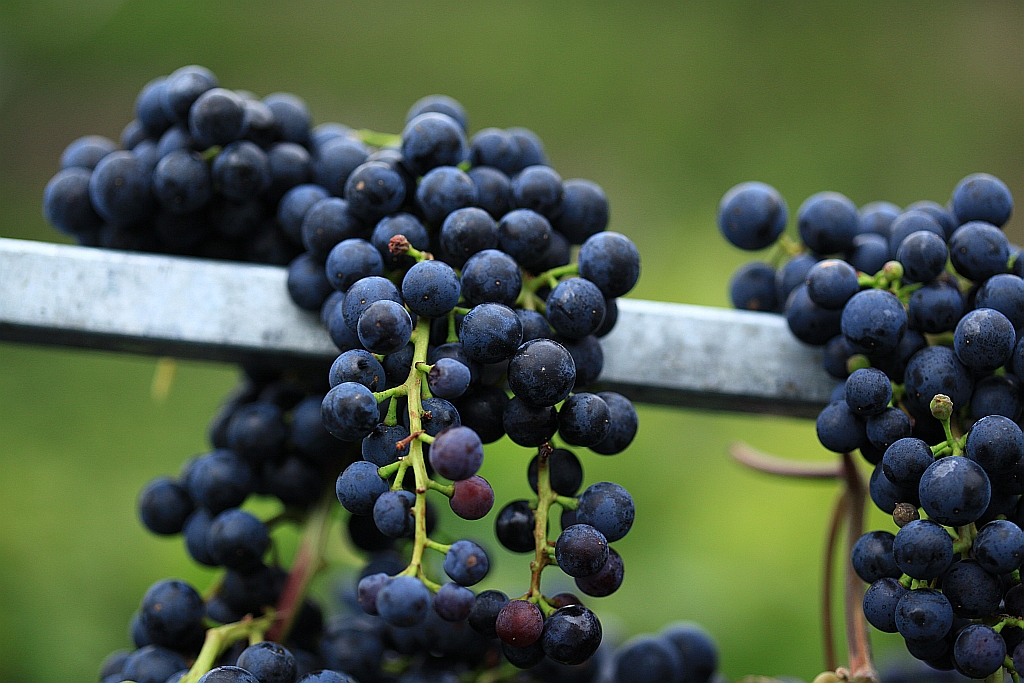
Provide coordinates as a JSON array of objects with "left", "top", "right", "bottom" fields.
[{"left": 388, "top": 234, "right": 411, "bottom": 255}]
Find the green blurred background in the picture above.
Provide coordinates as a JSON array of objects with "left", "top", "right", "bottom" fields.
[{"left": 0, "top": 1, "right": 1021, "bottom": 681}]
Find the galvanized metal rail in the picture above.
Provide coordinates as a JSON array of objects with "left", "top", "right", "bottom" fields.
[{"left": 0, "top": 238, "right": 837, "bottom": 417}]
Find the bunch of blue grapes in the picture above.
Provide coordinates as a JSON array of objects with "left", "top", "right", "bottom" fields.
[
  {"left": 45, "top": 64, "right": 341, "bottom": 263},
  {"left": 720, "top": 174, "right": 1024, "bottom": 679},
  {"left": 310, "top": 94, "right": 645, "bottom": 670},
  {"left": 41, "top": 67, "right": 721, "bottom": 683}
]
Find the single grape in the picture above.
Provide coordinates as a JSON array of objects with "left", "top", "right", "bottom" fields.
[
  {"left": 468, "top": 590, "right": 509, "bottom": 638},
  {"left": 376, "top": 575, "right": 431, "bottom": 627},
  {"left": 954, "top": 308, "right": 1016, "bottom": 373},
  {"left": 344, "top": 160, "right": 406, "bottom": 223},
  {"left": 949, "top": 221, "right": 1010, "bottom": 281},
  {"left": 401, "top": 113, "right": 467, "bottom": 176},
  {"left": 717, "top": 181, "right": 787, "bottom": 251},
  {"left": 469, "top": 127, "right": 521, "bottom": 175},
  {"left": 797, "top": 191, "right": 858, "bottom": 254},
  {"left": 893, "top": 519, "right": 953, "bottom": 580},
  {"left": 449, "top": 475, "right": 494, "bottom": 520},
  {"left": 498, "top": 208, "right": 553, "bottom": 271},
  {"left": 321, "top": 382, "right": 379, "bottom": 442},
  {"left": 815, "top": 400, "right": 866, "bottom": 453},
  {"left": 372, "top": 490, "right": 415, "bottom": 538},
  {"left": 556, "top": 179, "right": 609, "bottom": 244},
  {"left": 558, "top": 393, "right": 611, "bottom": 447},
  {"left": 189, "top": 88, "right": 247, "bottom": 147},
  {"left": 236, "top": 642, "right": 297, "bottom": 683},
  {"left": 434, "top": 582, "right": 475, "bottom": 622},
  {"left": 613, "top": 636, "right": 682, "bottom": 683},
  {"left": 942, "top": 559, "right": 1002, "bottom": 618},
  {"left": 919, "top": 456, "right": 991, "bottom": 527},
  {"left": 952, "top": 172, "right": 1013, "bottom": 227},
  {"left": 953, "top": 624, "right": 1006, "bottom": 679},
  {"left": 897, "top": 230, "right": 947, "bottom": 283},
  {"left": 973, "top": 519, "right": 1024, "bottom": 574},
  {"left": 507, "top": 338, "right": 576, "bottom": 407},
  {"left": 576, "top": 481, "right": 634, "bottom": 542},
  {"left": 139, "top": 579, "right": 204, "bottom": 649},
  {"left": 460, "top": 303, "right": 523, "bottom": 363},
  {"left": 137, "top": 477, "right": 194, "bottom": 536},
  {"left": 862, "top": 577, "right": 907, "bottom": 633},
  {"left": 402, "top": 260, "right": 461, "bottom": 318},
  {"left": 895, "top": 588, "right": 953, "bottom": 642},
  {"left": 845, "top": 368, "right": 892, "bottom": 416},
  {"left": 729, "top": 261, "right": 779, "bottom": 311},
  {"left": 882, "top": 437, "right": 933, "bottom": 488},
  {"left": 495, "top": 500, "right": 537, "bottom": 553},
  {"left": 496, "top": 599, "right": 545, "bottom": 647},
  {"left": 575, "top": 547, "right": 624, "bottom": 597},
  {"left": 336, "top": 461, "right": 389, "bottom": 515},
  {"left": 806, "top": 259, "right": 859, "bottom": 310},
  {"left": 330, "top": 350, "right": 385, "bottom": 391},
  {"left": 429, "top": 426, "right": 484, "bottom": 481},
  {"left": 207, "top": 508, "right": 270, "bottom": 571},
  {"left": 841, "top": 289, "right": 907, "bottom": 355},
  {"left": 577, "top": 231, "right": 641, "bottom": 298},
  {"left": 555, "top": 524, "right": 609, "bottom": 578},
  {"left": 460, "top": 249, "right": 523, "bottom": 307},
  {"left": 887, "top": 210, "right": 944, "bottom": 259},
  {"left": 444, "top": 539, "right": 490, "bottom": 586},
  {"left": 965, "top": 414, "right": 1024, "bottom": 475},
  {"left": 540, "top": 604, "right": 602, "bottom": 665},
  {"left": 851, "top": 530, "right": 901, "bottom": 583},
  {"left": 546, "top": 278, "right": 607, "bottom": 339},
  {"left": 416, "top": 165, "right": 477, "bottom": 226},
  {"left": 356, "top": 299, "right": 413, "bottom": 355}
]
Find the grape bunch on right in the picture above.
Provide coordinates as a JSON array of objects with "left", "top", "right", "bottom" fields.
[{"left": 720, "top": 174, "right": 1024, "bottom": 679}]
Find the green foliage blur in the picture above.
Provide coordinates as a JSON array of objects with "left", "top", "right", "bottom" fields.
[{"left": 0, "top": 2, "right": 1021, "bottom": 681}]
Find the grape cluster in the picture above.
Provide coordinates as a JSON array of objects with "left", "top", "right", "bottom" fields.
[
  {"left": 40, "top": 67, "right": 725, "bottom": 683},
  {"left": 310, "top": 93, "right": 644, "bottom": 670},
  {"left": 720, "top": 174, "right": 1024, "bottom": 679}
]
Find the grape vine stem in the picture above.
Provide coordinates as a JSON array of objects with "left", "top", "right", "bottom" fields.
[
  {"left": 840, "top": 452, "right": 878, "bottom": 683},
  {"left": 728, "top": 442, "right": 842, "bottom": 479},
  {"left": 179, "top": 611, "right": 276, "bottom": 683},
  {"left": 822, "top": 489, "right": 848, "bottom": 673},
  {"left": 396, "top": 317, "right": 438, "bottom": 588},
  {"left": 265, "top": 491, "right": 334, "bottom": 643},
  {"left": 527, "top": 443, "right": 558, "bottom": 616}
]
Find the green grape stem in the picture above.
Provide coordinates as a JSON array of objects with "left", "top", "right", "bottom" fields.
[
  {"left": 526, "top": 443, "right": 558, "bottom": 617},
  {"left": 179, "top": 611, "right": 276, "bottom": 683},
  {"left": 1004, "top": 657, "right": 1021, "bottom": 683},
  {"left": 519, "top": 264, "right": 579, "bottom": 300},
  {"left": 373, "top": 317, "right": 448, "bottom": 592}
]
